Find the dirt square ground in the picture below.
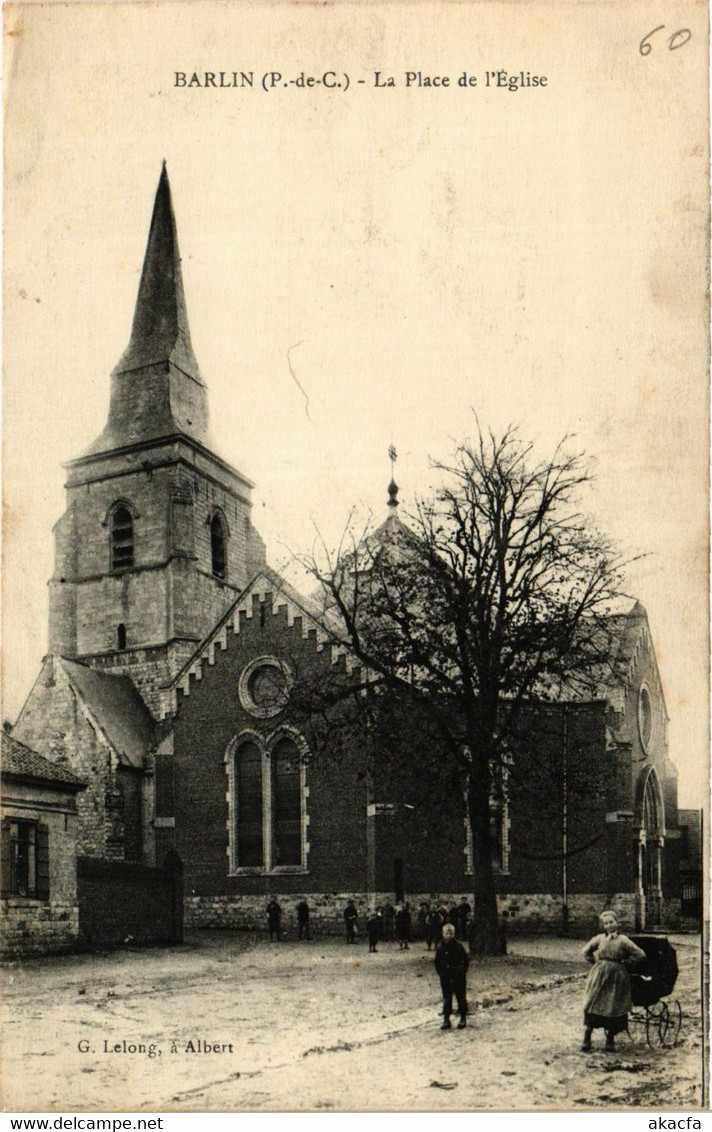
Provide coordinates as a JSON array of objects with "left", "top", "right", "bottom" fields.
[{"left": 1, "top": 931, "right": 704, "bottom": 1112}]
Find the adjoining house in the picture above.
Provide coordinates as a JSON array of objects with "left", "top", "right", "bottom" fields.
[
  {"left": 9, "top": 168, "right": 701, "bottom": 943},
  {"left": 1, "top": 731, "right": 86, "bottom": 955}
]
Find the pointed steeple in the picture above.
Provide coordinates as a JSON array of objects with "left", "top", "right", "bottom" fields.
[
  {"left": 114, "top": 163, "right": 201, "bottom": 381},
  {"left": 83, "top": 166, "right": 212, "bottom": 456}
]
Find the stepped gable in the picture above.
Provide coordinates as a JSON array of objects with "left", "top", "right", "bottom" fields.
[{"left": 163, "top": 566, "right": 352, "bottom": 717}]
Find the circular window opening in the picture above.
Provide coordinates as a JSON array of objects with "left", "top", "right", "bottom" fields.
[
  {"left": 638, "top": 685, "right": 653, "bottom": 753},
  {"left": 239, "top": 658, "right": 290, "bottom": 718}
]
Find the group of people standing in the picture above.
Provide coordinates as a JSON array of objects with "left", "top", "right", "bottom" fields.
[
  {"left": 361, "top": 902, "right": 413, "bottom": 952},
  {"left": 419, "top": 898, "right": 472, "bottom": 950},
  {"left": 265, "top": 897, "right": 311, "bottom": 941},
  {"left": 267, "top": 897, "right": 643, "bottom": 1044},
  {"left": 265, "top": 896, "right": 472, "bottom": 951}
]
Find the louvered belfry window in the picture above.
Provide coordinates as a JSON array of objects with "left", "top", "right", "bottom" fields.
[{"left": 111, "top": 506, "right": 134, "bottom": 570}]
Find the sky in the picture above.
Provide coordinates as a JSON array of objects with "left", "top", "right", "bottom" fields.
[{"left": 3, "top": 0, "right": 709, "bottom": 805}]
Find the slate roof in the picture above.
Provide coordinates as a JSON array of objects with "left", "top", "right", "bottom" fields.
[
  {"left": 112, "top": 163, "right": 201, "bottom": 383},
  {"left": 1, "top": 731, "right": 85, "bottom": 788},
  {"left": 60, "top": 658, "right": 156, "bottom": 769}
]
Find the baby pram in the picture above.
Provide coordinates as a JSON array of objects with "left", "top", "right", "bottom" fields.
[{"left": 627, "top": 935, "right": 681, "bottom": 1047}]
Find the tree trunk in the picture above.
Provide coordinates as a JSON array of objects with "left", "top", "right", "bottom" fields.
[{"left": 467, "top": 759, "right": 506, "bottom": 955}]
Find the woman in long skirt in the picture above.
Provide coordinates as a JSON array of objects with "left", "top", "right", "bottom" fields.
[{"left": 581, "top": 910, "right": 645, "bottom": 1052}]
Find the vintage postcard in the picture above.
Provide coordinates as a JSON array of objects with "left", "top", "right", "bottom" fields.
[{"left": 2, "top": 0, "right": 709, "bottom": 1115}]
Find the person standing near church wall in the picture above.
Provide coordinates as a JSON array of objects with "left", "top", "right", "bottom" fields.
[{"left": 266, "top": 898, "right": 282, "bottom": 941}]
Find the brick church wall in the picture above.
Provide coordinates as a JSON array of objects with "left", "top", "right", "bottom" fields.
[{"left": 168, "top": 594, "right": 370, "bottom": 898}]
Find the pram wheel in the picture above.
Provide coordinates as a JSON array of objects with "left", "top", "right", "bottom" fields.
[{"left": 645, "top": 1000, "right": 670, "bottom": 1048}]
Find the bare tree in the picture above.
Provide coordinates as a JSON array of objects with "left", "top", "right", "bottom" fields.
[{"left": 296, "top": 425, "right": 631, "bottom": 954}]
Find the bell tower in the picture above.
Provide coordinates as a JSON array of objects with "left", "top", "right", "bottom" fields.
[{"left": 49, "top": 166, "right": 266, "bottom": 714}]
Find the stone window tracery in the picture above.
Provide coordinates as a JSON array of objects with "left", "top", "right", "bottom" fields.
[{"left": 226, "top": 729, "right": 309, "bottom": 874}]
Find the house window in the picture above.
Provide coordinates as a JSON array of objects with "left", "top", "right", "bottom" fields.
[
  {"left": 227, "top": 731, "right": 308, "bottom": 873},
  {"left": 1, "top": 819, "right": 49, "bottom": 899},
  {"left": 111, "top": 506, "right": 134, "bottom": 571},
  {"left": 210, "top": 514, "right": 226, "bottom": 580}
]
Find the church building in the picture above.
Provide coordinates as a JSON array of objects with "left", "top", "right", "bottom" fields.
[{"left": 10, "top": 168, "right": 693, "bottom": 941}]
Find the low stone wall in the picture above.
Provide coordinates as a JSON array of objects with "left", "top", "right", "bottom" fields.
[
  {"left": 1, "top": 899, "right": 79, "bottom": 957},
  {"left": 499, "top": 892, "right": 638, "bottom": 937},
  {"left": 186, "top": 892, "right": 387, "bottom": 935},
  {"left": 186, "top": 890, "right": 643, "bottom": 938}
]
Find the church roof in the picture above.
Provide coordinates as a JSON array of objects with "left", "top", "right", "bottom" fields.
[
  {"left": 60, "top": 659, "right": 156, "bottom": 769},
  {"left": 114, "top": 163, "right": 201, "bottom": 382},
  {"left": 1, "top": 731, "right": 85, "bottom": 789}
]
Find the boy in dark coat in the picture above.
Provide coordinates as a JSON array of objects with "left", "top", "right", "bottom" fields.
[
  {"left": 367, "top": 909, "right": 381, "bottom": 953},
  {"left": 266, "top": 898, "right": 282, "bottom": 941},
  {"left": 395, "top": 903, "right": 411, "bottom": 949},
  {"left": 296, "top": 899, "right": 311, "bottom": 940},
  {"left": 426, "top": 907, "right": 443, "bottom": 951},
  {"left": 435, "top": 922, "right": 469, "bottom": 1029},
  {"left": 344, "top": 900, "right": 358, "bottom": 943},
  {"left": 457, "top": 897, "right": 472, "bottom": 941}
]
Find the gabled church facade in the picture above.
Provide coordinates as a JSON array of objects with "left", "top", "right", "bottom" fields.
[{"left": 10, "top": 169, "right": 694, "bottom": 940}]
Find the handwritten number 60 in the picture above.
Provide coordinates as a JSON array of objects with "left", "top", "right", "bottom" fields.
[{"left": 640, "top": 25, "right": 692, "bottom": 56}]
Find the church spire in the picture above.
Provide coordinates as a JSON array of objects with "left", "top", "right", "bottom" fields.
[
  {"left": 83, "top": 166, "right": 211, "bottom": 456},
  {"left": 114, "top": 163, "right": 201, "bottom": 381}
]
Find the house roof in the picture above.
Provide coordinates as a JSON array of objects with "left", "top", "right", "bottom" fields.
[
  {"left": 60, "top": 658, "right": 156, "bottom": 769},
  {"left": 1, "top": 731, "right": 86, "bottom": 788}
]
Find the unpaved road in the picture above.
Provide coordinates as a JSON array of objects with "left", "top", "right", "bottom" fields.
[{"left": 1, "top": 932, "right": 704, "bottom": 1112}]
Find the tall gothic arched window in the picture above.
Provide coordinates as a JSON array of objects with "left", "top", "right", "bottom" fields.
[
  {"left": 235, "top": 741, "right": 264, "bottom": 867},
  {"left": 271, "top": 738, "right": 302, "bottom": 867},
  {"left": 111, "top": 505, "right": 134, "bottom": 571},
  {"left": 210, "top": 513, "right": 226, "bottom": 580},
  {"left": 228, "top": 730, "right": 307, "bottom": 873}
]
